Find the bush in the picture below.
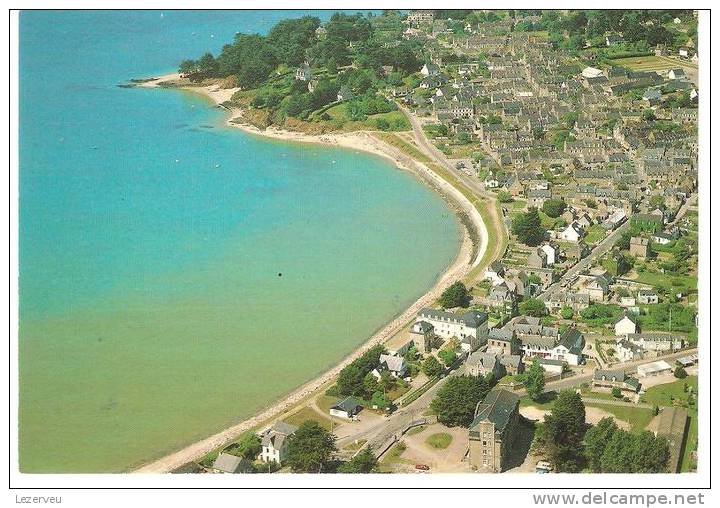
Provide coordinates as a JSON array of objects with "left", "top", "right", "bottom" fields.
[
  {"left": 612, "top": 387, "right": 622, "bottom": 398},
  {"left": 674, "top": 366, "right": 688, "bottom": 379},
  {"left": 422, "top": 356, "right": 444, "bottom": 378},
  {"left": 438, "top": 349, "right": 457, "bottom": 367},
  {"left": 497, "top": 191, "right": 513, "bottom": 203}
]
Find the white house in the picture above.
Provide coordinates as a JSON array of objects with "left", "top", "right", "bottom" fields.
[
  {"left": 668, "top": 68, "right": 686, "bottom": 80},
  {"left": 625, "top": 333, "right": 684, "bottom": 352},
  {"left": 550, "top": 328, "right": 585, "bottom": 366},
  {"left": 637, "top": 289, "right": 659, "bottom": 304},
  {"left": 540, "top": 244, "right": 557, "bottom": 266},
  {"left": 374, "top": 354, "right": 408, "bottom": 379},
  {"left": 485, "top": 260, "right": 505, "bottom": 286},
  {"left": 295, "top": 63, "right": 313, "bottom": 82},
  {"left": 620, "top": 296, "right": 637, "bottom": 308},
  {"left": 420, "top": 62, "right": 440, "bottom": 77},
  {"left": 329, "top": 396, "right": 363, "bottom": 419},
  {"left": 582, "top": 66, "right": 604, "bottom": 79},
  {"left": 259, "top": 422, "right": 297, "bottom": 465},
  {"left": 559, "top": 222, "right": 584, "bottom": 242},
  {"left": 414, "top": 308, "right": 489, "bottom": 351},
  {"left": 614, "top": 311, "right": 638, "bottom": 336},
  {"left": 538, "top": 358, "right": 564, "bottom": 375},
  {"left": 615, "top": 338, "right": 644, "bottom": 362}
]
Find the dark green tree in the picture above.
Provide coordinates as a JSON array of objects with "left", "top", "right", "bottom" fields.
[
  {"left": 523, "top": 360, "right": 546, "bottom": 401},
  {"left": 542, "top": 199, "right": 567, "bottom": 218},
  {"left": 439, "top": 281, "right": 470, "bottom": 308},
  {"left": 543, "top": 390, "right": 586, "bottom": 472},
  {"left": 584, "top": 417, "right": 618, "bottom": 472},
  {"left": 285, "top": 421, "right": 337, "bottom": 473},
  {"left": 430, "top": 375, "right": 489, "bottom": 427},
  {"left": 520, "top": 298, "right": 548, "bottom": 317},
  {"left": 422, "top": 355, "right": 444, "bottom": 378},
  {"left": 337, "top": 447, "right": 378, "bottom": 473},
  {"left": 512, "top": 207, "right": 545, "bottom": 246}
]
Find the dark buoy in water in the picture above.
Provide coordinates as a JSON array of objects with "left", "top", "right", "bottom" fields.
[{"left": 278, "top": 272, "right": 282, "bottom": 277}]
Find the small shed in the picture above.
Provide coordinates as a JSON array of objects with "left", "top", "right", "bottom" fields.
[{"left": 330, "top": 396, "right": 363, "bottom": 419}]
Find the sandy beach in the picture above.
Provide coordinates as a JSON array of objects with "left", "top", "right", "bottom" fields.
[{"left": 132, "top": 74, "right": 490, "bottom": 473}]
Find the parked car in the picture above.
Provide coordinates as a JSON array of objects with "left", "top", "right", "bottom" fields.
[
  {"left": 415, "top": 464, "right": 430, "bottom": 471},
  {"left": 536, "top": 460, "right": 553, "bottom": 473}
]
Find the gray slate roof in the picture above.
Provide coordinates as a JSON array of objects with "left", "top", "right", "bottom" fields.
[{"left": 470, "top": 389, "right": 520, "bottom": 434}]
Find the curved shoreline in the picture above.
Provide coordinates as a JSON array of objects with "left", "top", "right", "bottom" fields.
[{"left": 132, "top": 74, "right": 489, "bottom": 473}]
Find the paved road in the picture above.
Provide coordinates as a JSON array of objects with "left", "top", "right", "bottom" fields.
[
  {"left": 338, "top": 346, "right": 695, "bottom": 457},
  {"left": 396, "top": 104, "right": 507, "bottom": 272},
  {"left": 669, "top": 192, "right": 698, "bottom": 227},
  {"left": 538, "top": 220, "right": 631, "bottom": 302},
  {"left": 535, "top": 347, "right": 697, "bottom": 394}
]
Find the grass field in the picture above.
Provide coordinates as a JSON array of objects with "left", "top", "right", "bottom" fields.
[
  {"left": 609, "top": 55, "right": 673, "bottom": 72},
  {"left": 343, "top": 439, "right": 367, "bottom": 451},
  {"left": 406, "top": 425, "right": 427, "bottom": 436},
  {"left": 282, "top": 406, "right": 334, "bottom": 431},
  {"left": 584, "top": 224, "right": 607, "bottom": 245},
  {"left": 425, "top": 433, "right": 453, "bottom": 449},
  {"left": 374, "top": 132, "right": 432, "bottom": 163},
  {"left": 584, "top": 403, "right": 655, "bottom": 431},
  {"left": 633, "top": 269, "right": 697, "bottom": 293},
  {"left": 641, "top": 376, "right": 698, "bottom": 472}
]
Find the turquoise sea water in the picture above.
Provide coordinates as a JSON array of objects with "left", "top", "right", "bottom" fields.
[{"left": 18, "top": 10, "right": 460, "bottom": 472}]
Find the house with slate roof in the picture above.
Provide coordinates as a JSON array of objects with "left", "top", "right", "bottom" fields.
[
  {"left": 592, "top": 368, "right": 641, "bottom": 394},
  {"left": 259, "top": 422, "right": 297, "bottom": 465},
  {"left": 469, "top": 389, "right": 520, "bottom": 472},
  {"left": 330, "top": 396, "right": 363, "bottom": 419},
  {"left": 211, "top": 452, "right": 253, "bottom": 474},
  {"left": 551, "top": 328, "right": 585, "bottom": 366},
  {"left": 373, "top": 354, "right": 408, "bottom": 379},
  {"left": 413, "top": 308, "right": 489, "bottom": 352}
]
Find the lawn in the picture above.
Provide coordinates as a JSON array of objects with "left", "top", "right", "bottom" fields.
[
  {"left": 406, "top": 425, "right": 427, "bottom": 436},
  {"left": 640, "top": 376, "right": 698, "bottom": 472},
  {"left": 316, "top": 395, "right": 339, "bottom": 414},
  {"left": 282, "top": 406, "right": 334, "bottom": 431},
  {"left": 378, "top": 441, "right": 412, "bottom": 471},
  {"left": 343, "top": 439, "right": 367, "bottom": 451},
  {"left": 633, "top": 269, "right": 697, "bottom": 294},
  {"left": 609, "top": 55, "right": 674, "bottom": 72},
  {"left": 386, "top": 383, "right": 411, "bottom": 401},
  {"left": 313, "top": 103, "right": 410, "bottom": 133},
  {"left": 584, "top": 224, "right": 607, "bottom": 245},
  {"left": 520, "top": 392, "right": 558, "bottom": 410},
  {"left": 584, "top": 403, "right": 655, "bottom": 431},
  {"left": 374, "top": 132, "right": 432, "bottom": 163},
  {"left": 425, "top": 433, "right": 453, "bottom": 449},
  {"left": 641, "top": 376, "right": 698, "bottom": 408}
]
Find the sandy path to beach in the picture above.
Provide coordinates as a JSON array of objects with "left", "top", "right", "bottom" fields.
[{"left": 132, "top": 74, "right": 491, "bottom": 473}]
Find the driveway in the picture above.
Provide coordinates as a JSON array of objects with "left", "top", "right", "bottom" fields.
[{"left": 393, "top": 423, "right": 470, "bottom": 473}]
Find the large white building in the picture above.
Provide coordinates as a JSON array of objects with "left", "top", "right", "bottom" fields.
[
  {"left": 412, "top": 308, "right": 488, "bottom": 352},
  {"left": 637, "top": 360, "right": 673, "bottom": 378}
]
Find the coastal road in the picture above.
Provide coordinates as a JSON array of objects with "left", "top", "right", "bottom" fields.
[{"left": 396, "top": 104, "right": 508, "bottom": 276}]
